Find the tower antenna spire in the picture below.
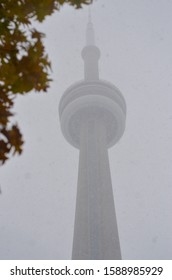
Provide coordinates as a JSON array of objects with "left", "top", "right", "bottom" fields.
[
  {"left": 88, "top": 6, "right": 92, "bottom": 23},
  {"left": 86, "top": 7, "right": 95, "bottom": 45}
]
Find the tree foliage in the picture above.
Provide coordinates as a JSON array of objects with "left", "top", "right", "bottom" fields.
[{"left": 0, "top": 0, "right": 92, "bottom": 165}]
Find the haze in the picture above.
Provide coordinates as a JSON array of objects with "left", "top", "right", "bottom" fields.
[{"left": 0, "top": 0, "right": 172, "bottom": 259}]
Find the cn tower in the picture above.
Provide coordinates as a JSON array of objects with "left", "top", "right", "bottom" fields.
[{"left": 59, "top": 16, "right": 126, "bottom": 260}]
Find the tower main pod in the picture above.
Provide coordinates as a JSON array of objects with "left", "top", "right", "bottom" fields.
[{"left": 59, "top": 19, "right": 126, "bottom": 259}]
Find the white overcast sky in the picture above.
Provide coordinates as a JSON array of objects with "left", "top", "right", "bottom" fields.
[{"left": 0, "top": 0, "right": 172, "bottom": 259}]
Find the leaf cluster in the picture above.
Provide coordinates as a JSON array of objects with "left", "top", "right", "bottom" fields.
[{"left": 0, "top": 0, "right": 92, "bottom": 165}]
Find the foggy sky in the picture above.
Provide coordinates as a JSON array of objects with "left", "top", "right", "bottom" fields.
[{"left": 0, "top": 0, "right": 172, "bottom": 259}]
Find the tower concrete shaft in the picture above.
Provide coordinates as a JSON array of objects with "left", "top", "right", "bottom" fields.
[
  {"left": 59, "top": 16, "right": 126, "bottom": 260},
  {"left": 72, "top": 118, "right": 121, "bottom": 259}
]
